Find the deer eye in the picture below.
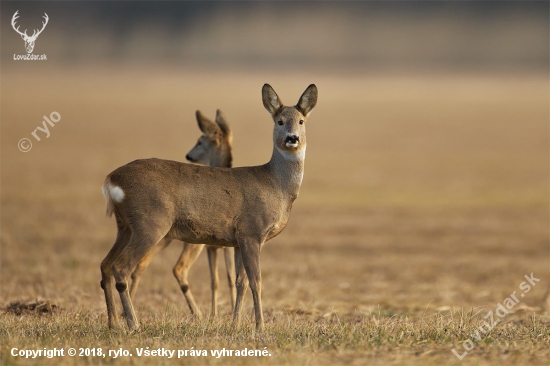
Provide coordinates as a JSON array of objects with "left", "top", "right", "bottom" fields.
[
  {"left": 278, "top": 120, "right": 283, "bottom": 126},
  {"left": 299, "top": 120, "right": 304, "bottom": 125},
  {"left": 197, "top": 141, "right": 202, "bottom": 146}
]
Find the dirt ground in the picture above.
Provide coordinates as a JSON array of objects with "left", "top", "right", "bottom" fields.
[{"left": 1, "top": 66, "right": 549, "bottom": 365}]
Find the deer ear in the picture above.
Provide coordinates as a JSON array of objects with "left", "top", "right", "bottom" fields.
[
  {"left": 215, "top": 109, "right": 231, "bottom": 137},
  {"left": 196, "top": 110, "right": 221, "bottom": 143},
  {"left": 297, "top": 84, "right": 318, "bottom": 116},
  {"left": 262, "top": 84, "right": 283, "bottom": 116}
]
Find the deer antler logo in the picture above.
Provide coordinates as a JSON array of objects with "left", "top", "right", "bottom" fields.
[{"left": 11, "top": 11, "right": 49, "bottom": 54}]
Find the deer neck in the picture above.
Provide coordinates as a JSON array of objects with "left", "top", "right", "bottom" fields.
[
  {"left": 267, "top": 145, "right": 306, "bottom": 201},
  {"left": 210, "top": 146, "right": 233, "bottom": 168}
]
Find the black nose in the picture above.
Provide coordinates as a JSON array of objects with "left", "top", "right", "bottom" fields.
[
  {"left": 285, "top": 135, "right": 299, "bottom": 143},
  {"left": 186, "top": 154, "right": 193, "bottom": 162}
]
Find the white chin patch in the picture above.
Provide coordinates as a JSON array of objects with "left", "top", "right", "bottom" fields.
[
  {"left": 277, "top": 146, "right": 306, "bottom": 161},
  {"left": 285, "top": 142, "right": 299, "bottom": 148}
]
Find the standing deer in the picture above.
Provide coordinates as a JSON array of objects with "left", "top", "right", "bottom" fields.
[
  {"left": 101, "top": 84, "right": 317, "bottom": 331},
  {"left": 128, "top": 110, "right": 236, "bottom": 316},
  {"left": 11, "top": 11, "right": 49, "bottom": 54}
]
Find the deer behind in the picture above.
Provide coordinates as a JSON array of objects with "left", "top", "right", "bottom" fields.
[
  {"left": 101, "top": 84, "right": 318, "bottom": 331},
  {"left": 128, "top": 110, "right": 236, "bottom": 316}
]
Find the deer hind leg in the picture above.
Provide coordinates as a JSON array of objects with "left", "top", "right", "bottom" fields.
[
  {"left": 100, "top": 223, "right": 131, "bottom": 329},
  {"left": 223, "top": 247, "right": 236, "bottom": 310},
  {"left": 112, "top": 228, "right": 169, "bottom": 331},
  {"left": 129, "top": 239, "right": 171, "bottom": 302},
  {"left": 173, "top": 242, "right": 205, "bottom": 316},
  {"left": 232, "top": 246, "right": 249, "bottom": 327},
  {"left": 207, "top": 247, "right": 220, "bottom": 316}
]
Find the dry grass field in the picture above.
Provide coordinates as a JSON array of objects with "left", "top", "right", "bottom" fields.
[{"left": 1, "top": 66, "right": 549, "bottom": 365}]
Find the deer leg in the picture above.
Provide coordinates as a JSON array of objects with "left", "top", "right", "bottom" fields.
[
  {"left": 173, "top": 242, "right": 205, "bottom": 317},
  {"left": 207, "top": 247, "right": 220, "bottom": 316},
  {"left": 100, "top": 224, "right": 131, "bottom": 329},
  {"left": 129, "top": 239, "right": 171, "bottom": 302},
  {"left": 232, "top": 246, "right": 249, "bottom": 327},
  {"left": 239, "top": 239, "right": 263, "bottom": 331},
  {"left": 223, "top": 247, "right": 236, "bottom": 310},
  {"left": 112, "top": 229, "right": 168, "bottom": 331},
  {"left": 544, "top": 284, "right": 550, "bottom": 312}
]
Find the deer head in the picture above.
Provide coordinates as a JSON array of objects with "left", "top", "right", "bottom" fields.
[
  {"left": 186, "top": 110, "right": 233, "bottom": 168},
  {"left": 11, "top": 11, "right": 49, "bottom": 54}
]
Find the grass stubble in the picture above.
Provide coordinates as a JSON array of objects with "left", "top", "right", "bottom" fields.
[{"left": 1, "top": 304, "right": 549, "bottom": 365}]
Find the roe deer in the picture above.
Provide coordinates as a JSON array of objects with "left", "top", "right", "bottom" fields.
[
  {"left": 128, "top": 110, "right": 236, "bottom": 316},
  {"left": 101, "top": 84, "right": 318, "bottom": 331}
]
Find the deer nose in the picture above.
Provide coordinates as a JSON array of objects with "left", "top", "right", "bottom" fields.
[
  {"left": 186, "top": 154, "right": 193, "bottom": 162},
  {"left": 285, "top": 135, "right": 299, "bottom": 144}
]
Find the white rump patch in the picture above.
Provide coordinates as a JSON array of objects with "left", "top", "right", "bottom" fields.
[
  {"left": 104, "top": 183, "right": 125, "bottom": 202},
  {"left": 110, "top": 185, "right": 125, "bottom": 202},
  {"left": 102, "top": 181, "right": 124, "bottom": 216}
]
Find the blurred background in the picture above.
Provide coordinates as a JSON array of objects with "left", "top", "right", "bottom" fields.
[
  {"left": 1, "top": 2, "right": 548, "bottom": 70},
  {"left": 1, "top": 1, "right": 548, "bottom": 324}
]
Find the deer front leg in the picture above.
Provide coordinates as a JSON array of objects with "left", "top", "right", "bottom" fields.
[
  {"left": 238, "top": 239, "right": 264, "bottom": 331},
  {"left": 172, "top": 243, "right": 205, "bottom": 316},
  {"left": 223, "top": 247, "right": 236, "bottom": 310},
  {"left": 232, "top": 246, "right": 249, "bottom": 328},
  {"left": 207, "top": 247, "right": 220, "bottom": 316}
]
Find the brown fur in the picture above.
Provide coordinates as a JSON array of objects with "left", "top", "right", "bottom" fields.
[
  {"left": 128, "top": 110, "right": 236, "bottom": 317},
  {"left": 100, "top": 84, "right": 318, "bottom": 331}
]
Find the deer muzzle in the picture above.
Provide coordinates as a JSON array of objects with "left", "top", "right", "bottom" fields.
[{"left": 284, "top": 135, "right": 300, "bottom": 147}]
